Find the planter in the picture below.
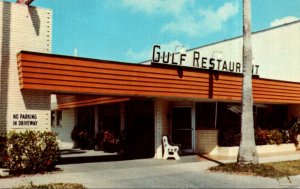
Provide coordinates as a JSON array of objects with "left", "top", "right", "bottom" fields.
[
  {"left": 216, "top": 143, "right": 296, "bottom": 156},
  {"left": 296, "top": 134, "right": 300, "bottom": 149}
]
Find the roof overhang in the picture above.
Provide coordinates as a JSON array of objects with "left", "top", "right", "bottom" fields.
[{"left": 17, "top": 51, "right": 300, "bottom": 104}]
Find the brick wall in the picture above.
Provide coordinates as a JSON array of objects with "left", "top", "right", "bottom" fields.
[
  {"left": 195, "top": 129, "right": 218, "bottom": 154},
  {"left": 154, "top": 99, "right": 170, "bottom": 159},
  {"left": 0, "top": 2, "right": 52, "bottom": 133}
]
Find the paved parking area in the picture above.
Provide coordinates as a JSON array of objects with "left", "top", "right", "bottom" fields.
[{"left": 1, "top": 153, "right": 300, "bottom": 188}]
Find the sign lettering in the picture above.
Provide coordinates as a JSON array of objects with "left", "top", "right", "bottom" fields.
[
  {"left": 151, "top": 45, "right": 259, "bottom": 75},
  {"left": 12, "top": 113, "right": 38, "bottom": 126}
]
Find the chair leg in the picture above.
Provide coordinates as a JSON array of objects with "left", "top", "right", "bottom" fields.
[
  {"left": 163, "top": 149, "right": 180, "bottom": 160},
  {"left": 163, "top": 152, "right": 168, "bottom": 160},
  {"left": 174, "top": 153, "right": 180, "bottom": 160}
]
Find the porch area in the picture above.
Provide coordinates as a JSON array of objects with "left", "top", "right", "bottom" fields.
[
  {"left": 58, "top": 148, "right": 300, "bottom": 166},
  {"left": 52, "top": 97, "right": 300, "bottom": 160}
]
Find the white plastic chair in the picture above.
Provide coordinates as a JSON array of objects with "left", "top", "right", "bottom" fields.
[{"left": 162, "top": 136, "right": 180, "bottom": 160}]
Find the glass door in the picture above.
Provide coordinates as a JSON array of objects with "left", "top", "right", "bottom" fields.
[{"left": 171, "top": 107, "right": 194, "bottom": 153}]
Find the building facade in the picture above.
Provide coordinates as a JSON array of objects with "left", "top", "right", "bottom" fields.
[{"left": 1, "top": 1, "right": 300, "bottom": 159}]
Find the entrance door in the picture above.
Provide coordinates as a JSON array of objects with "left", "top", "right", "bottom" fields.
[{"left": 171, "top": 107, "right": 194, "bottom": 153}]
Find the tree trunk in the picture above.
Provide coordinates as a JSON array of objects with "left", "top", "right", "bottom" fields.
[{"left": 237, "top": 0, "right": 259, "bottom": 165}]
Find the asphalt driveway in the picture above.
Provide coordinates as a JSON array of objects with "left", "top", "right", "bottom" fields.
[{"left": 1, "top": 154, "right": 300, "bottom": 188}]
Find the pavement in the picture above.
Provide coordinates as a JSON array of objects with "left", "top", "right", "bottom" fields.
[{"left": 1, "top": 151, "right": 300, "bottom": 188}]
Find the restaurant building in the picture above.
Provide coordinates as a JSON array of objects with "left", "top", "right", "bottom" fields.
[{"left": 1, "top": 1, "right": 300, "bottom": 158}]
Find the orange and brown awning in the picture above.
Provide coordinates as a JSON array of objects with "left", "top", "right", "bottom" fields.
[
  {"left": 17, "top": 51, "right": 300, "bottom": 104},
  {"left": 56, "top": 95, "right": 129, "bottom": 109}
]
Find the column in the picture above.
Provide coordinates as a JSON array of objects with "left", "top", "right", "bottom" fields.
[
  {"left": 120, "top": 103, "right": 125, "bottom": 131},
  {"left": 94, "top": 106, "right": 99, "bottom": 150},
  {"left": 154, "top": 99, "right": 169, "bottom": 159}
]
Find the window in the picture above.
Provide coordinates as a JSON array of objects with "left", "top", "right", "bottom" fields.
[
  {"left": 51, "top": 111, "right": 55, "bottom": 127},
  {"left": 56, "top": 110, "right": 62, "bottom": 127},
  {"left": 196, "top": 102, "right": 216, "bottom": 129},
  {"left": 51, "top": 110, "right": 62, "bottom": 127},
  {"left": 217, "top": 102, "right": 241, "bottom": 130}
]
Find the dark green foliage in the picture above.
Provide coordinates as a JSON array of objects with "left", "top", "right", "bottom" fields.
[
  {"left": 2, "top": 130, "right": 60, "bottom": 175},
  {"left": 218, "top": 129, "right": 241, "bottom": 146},
  {"left": 255, "top": 128, "right": 284, "bottom": 145},
  {"left": 95, "top": 130, "right": 122, "bottom": 153},
  {"left": 71, "top": 125, "right": 94, "bottom": 150},
  {"left": 268, "top": 129, "right": 284, "bottom": 144},
  {"left": 13, "top": 182, "right": 86, "bottom": 189},
  {"left": 287, "top": 117, "right": 300, "bottom": 146},
  {"left": 0, "top": 134, "right": 7, "bottom": 167},
  {"left": 219, "top": 128, "right": 291, "bottom": 146}
]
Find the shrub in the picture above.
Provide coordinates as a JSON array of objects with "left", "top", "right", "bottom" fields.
[
  {"left": 287, "top": 117, "right": 300, "bottom": 145},
  {"left": 281, "top": 129, "right": 291, "bottom": 143},
  {"left": 219, "top": 128, "right": 288, "bottom": 146},
  {"left": 268, "top": 129, "right": 284, "bottom": 145},
  {"left": 255, "top": 128, "right": 289, "bottom": 145},
  {"left": 2, "top": 130, "right": 60, "bottom": 175},
  {"left": 218, "top": 128, "right": 241, "bottom": 147},
  {"left": 255, "top": 127, "right": 269, "bottom": 145},
  {"left": 95, "top": 130, "right": 121, "bottom": 153},
  {"left": 71, "top": 125, "right": 92, "bottom": 149},
  {"left": 0, "top": 134, "right": 7, "bottom": 167},
  {"left": 255, "top": 128, "right": 284, "bottom": 145}
]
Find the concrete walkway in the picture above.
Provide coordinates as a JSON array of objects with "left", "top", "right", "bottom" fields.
[{"left": 1, "top": 152, "right": 300, "bottom": 188}]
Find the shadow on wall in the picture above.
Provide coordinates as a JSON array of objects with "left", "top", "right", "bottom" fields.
[
  {"left": 0, "top": 2, "right": 11, "bottom": 131},
  {"left": 22, "top": 6, "right": 44, "bottom": 110},
  {"left": 22, "top": 90, "right": 50, "bottom": 110},
  {"left": 28, "top": 5, "right": 40, "bottom": 36},
  {"left": 209, "top": 72, "right": 219, "bottom": 99}
]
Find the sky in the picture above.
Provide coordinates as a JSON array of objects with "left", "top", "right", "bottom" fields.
[{"left": 4, "top": 0, "right": 300, "bottom": 63}]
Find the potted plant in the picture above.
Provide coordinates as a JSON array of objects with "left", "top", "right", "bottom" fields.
[{"left": 78, "top": 130, "right": 89, "bottom": 149}]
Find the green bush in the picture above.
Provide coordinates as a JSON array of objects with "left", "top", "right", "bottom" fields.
[
  {"left": 254, "top": 127, "right": 269, "bottom": 145},
  {"left": 219, "top": 128, "right": 289, "bottom": 146},
  {"left": 255, "top": 128, "right": 284, "bottom": 145},
  {"left": 281, "top": 129, "right": 291, "bottom": 143},
  {"left": 218, "top": 128, "right": 241, "bottom": 146},
  {"left": 2, "top": 130, "right": 60, "bottom": 175},
  {"left": 287, "top": 117, "right": 300, "bottom": 145},
  {"left": 268, "top": 129, "right": 284, "bottom": 145},
  {"left": 0, "top": 134, "right": 7, "bottom": 167},
  {"left": 95, "top": 130, "right": 121, "bottom": 153}
]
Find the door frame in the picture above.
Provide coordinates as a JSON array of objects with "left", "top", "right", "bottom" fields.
[{"left": 170, "top": 103, "right": 195, "bottom": 154}]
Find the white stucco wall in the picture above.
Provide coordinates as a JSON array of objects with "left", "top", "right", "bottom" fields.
[
  {"left": 149, "top": 21, "right": 300, "bottom": 82},
  {"left": 252, "top": 22, "right": 300, "bottom": 81},
  {"left": 52, "top": 108, "right": 76, "bottom": 149}
]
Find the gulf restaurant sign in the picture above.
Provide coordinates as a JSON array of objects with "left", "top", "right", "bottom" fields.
[{"left": 151, "top": 45, "right": 259, "bottom": 75}]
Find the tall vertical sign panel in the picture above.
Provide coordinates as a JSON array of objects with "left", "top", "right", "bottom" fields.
[{"left": 0, "top": 2, "right": 52, "bottom": 132}]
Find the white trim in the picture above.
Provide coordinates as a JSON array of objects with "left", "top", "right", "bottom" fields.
[
  {"left": 191, "top": 102, "right": 196, "bottom": 153},
  {"left": 216, "top": 143, "right": 297, "bottom": 156},
  {"left": 214, "top": 102, "right": 218, "bottom": 129},
  {"left": 94, "top": 106, "right": 98, "bottom": 137},
  {"left": 120, "top": 103, "right": 125, "bottom": 131}
]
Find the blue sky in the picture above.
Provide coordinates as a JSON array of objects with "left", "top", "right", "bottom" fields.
[{"left": 5, "top": 0, "right": 300, "bottom": 63}]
